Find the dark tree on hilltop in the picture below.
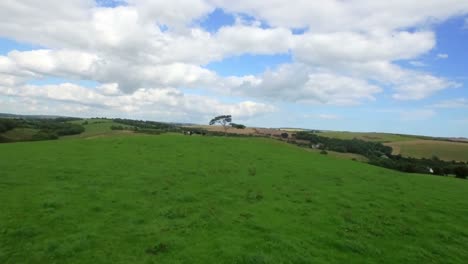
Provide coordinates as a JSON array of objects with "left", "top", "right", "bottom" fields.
[{"left": 209, "top": 115, "right": 232, "bottom": 135}]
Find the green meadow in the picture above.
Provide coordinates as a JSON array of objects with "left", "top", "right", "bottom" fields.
[
  {"left": 386, "top": 140, "right": 468, "bottom": 162},
  {"left": 317, "top": 131, "right": 420, "bottom": 143},
  {"left": 1, "top": 134, "right": 468, "bottom": 263}
]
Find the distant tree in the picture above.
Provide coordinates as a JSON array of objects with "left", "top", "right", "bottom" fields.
[
  {"left": 281, "top": 132, "right": 289, "bottom": 139},
  {"left": 454, "top": 166, "right": 468, "bottom": 179},
  {"left": 209, "top": 115, "right": 232, "bottom": 135},
  {"left": 433, "top": 167, "right": 445, "bottom": 176}
]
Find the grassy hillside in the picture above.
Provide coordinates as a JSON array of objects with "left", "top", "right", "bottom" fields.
[
  {"left": 1, "top": 135, "right": 468, "bottom": 263},
  {"left": 318, "top": 131, "right": 421, "bottom": 142},
  {"left": 386, "top": 140, "right": 468, "bottom": 162},
  {"left": 0, "top": 128, "right": 39, "bottom": 141},
  {"left": 64, "top": 119, "right": 133, "bottom": 139}
]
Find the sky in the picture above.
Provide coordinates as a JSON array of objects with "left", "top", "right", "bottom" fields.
[{"left": 0, "top": 1, "right": 467, "bottom": 137}]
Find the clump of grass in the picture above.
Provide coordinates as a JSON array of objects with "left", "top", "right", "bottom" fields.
[
  {"left": 246, "top": 190, "right": 263, "bottom": 202},
  {"left": 146, "top": 242, "right": 169, "bottom": 255},
  {"left": 248, "top": 167, "right": 257, "bottom": 176}
]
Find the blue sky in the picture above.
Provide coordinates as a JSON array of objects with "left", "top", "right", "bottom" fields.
[{"left": 0, "top": 1, "right": 467, "bottom": 137}]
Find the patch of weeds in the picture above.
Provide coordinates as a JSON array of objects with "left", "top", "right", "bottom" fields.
[
  {"left": 44, "top": 234, "right": 96, "bottom": 258},
  {"left": 246, "top": 190, "right": 263, "bottom": 203},
  {"left": 235, "top": 253, "right": 270, "bottom": 264},
  {"left": 239, "top": 212, "right": 253, "bottom": 219},
  {"left": 146, "top": 242, "right": 169, "bottom": 255},
  {"left": 91, "top": 206, "right": 102, "bottom": 213},
  {"left": 176, "top": 195, "right": 197, "bottom": 203},
  {"left": 42, "top": 201, "right": 60, "bottom": 209},
  {"left": 42, "top": 201, "right": 61, "bottom": 212},
  {"left": 7, "top": 226, "right": 39, "bottom": 240},
  {"left": 161, "top": 207, "right": 188, "bottom": 219},
  {"left": 248, "top": 167, "right": 257, "bottom": 176}
]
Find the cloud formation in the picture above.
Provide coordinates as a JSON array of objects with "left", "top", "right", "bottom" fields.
[{"left": 0, "top": 0, "right": 467, "bottom": 121}]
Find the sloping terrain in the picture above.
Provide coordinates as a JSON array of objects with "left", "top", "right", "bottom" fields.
[{"left": 1, "top": 135, "right": 468, "bottom": 263}]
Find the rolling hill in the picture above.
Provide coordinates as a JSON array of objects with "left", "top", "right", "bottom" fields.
[{"left": 1, "top": 134, "right": 467, "bottom": 263}]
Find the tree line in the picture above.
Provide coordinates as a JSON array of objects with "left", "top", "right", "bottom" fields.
[
  {"left": 294, "top": 131, "right": 468, "bottom": 179},
  {"left": 113, "top": 118, "right": 178, "bottom": 132},
  {"left": 0, "top": 118, "right": 84, "bottom": 143}
]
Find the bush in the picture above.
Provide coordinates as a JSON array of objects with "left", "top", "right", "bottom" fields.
[
  {"left": 432, "top": 167, "right": 445, "bottom": 176},
  {"left": 32, "top": 131, "right": 58, "bottom": 141},
  {"left": 454, "top": 166, "right": 468, "bottom": 179},
  {"left": 281, "top": 132, "right": 289, "bottom": 139},
  {"left": 0, "top": 135, "right": 10, "bottom": 143},
  {"left": 0, "top": 118, "right": 18, "bottom": 133},
  {"left": 320, "top": 150, "right": 328, "bottom": 155}
]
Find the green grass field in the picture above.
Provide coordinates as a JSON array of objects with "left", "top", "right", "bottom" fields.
[
  {"left": 318, "top": 131, "right": 422, "bottom": 143},
  {"left": 1, "top": 134, "right": 468, "bottom": 263},
  {"left": 386, "top": 140, "right": 468, "bottom": 162},
  {"left": 64, "top": 119, "right": 133, "bottom": 139}
]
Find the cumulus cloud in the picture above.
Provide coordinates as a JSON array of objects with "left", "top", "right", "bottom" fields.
[
  {"left": 225, "top": 63, "right": 381, "bottom": 105},
  {"left": 211, "top": 1, "right": 468, "bottom": 32},
  {"left": 433, "top": 98, "right": 468, "bottom": 108},
  {"left": 294, "top": 31, "right": 435, "bottom": 64},
  {"left": 437, "top": 53, "right": 449, "bottom": 59},
  {"left": 0, "top": 0, "right": 467, "bottom": 119},
  {"left": 409, "top": 61, "right": 427, "bottom": 67},
  {"left": 0, "top": 82, "right": 275, "bottom": 121}
]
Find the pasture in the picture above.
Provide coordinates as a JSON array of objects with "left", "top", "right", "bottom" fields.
[
  {"left": 317, "top": 131, "right": 420, "bottom": 143},
  {"left": 1, "top": 134, "right": 468, "bottom": 263},
  {"left": 386, "top": 140, "right": 468, "bottom": 162}
]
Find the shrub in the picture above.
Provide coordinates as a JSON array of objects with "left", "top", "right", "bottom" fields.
[
  {"left": 320, "top": 150, "right": 328, "bottom": 155},
  {"left": 454, "top": 166, "right": 468, "bottom": 179},
  {"left": 32, "top": 132, "right": 58, "bottom": 141},
  {"left": 248, "top": 167, "right": 257, "bottom": 176},
  {"left": 281, "top": 132, "right": 289, "bottom": 139}
]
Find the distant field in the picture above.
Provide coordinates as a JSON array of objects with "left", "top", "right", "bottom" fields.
[
  {"left": 0, "top": 128, "right": 39, "bottom": 141},
  {"left": 1, "top": 135, "right": 468, "bottom": 263},
  {"left": 64, "top": 119, "right": 133, "bottom": 139},
  {"left": 307, "top": 148, "right": 369, "bottom": 162},
  {"left": 189, "top": 125, "right": 288, "bottom": 137},
  {"left": 386, "top": 140, "right": 468, "bottom": 162},
  {"left": 318, "top": 131, "right": 421, "bottom": 142}
]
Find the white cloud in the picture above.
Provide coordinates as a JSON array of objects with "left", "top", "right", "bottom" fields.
[
  {"left": 228, "top": 63, "right": 382, "bottom": 105},
  {"left": 433, "top": 98, "right": 468, "bottom": 108},
  {"left": 409, "top": 61, "right": 427, "bottom": 67},
  {"left": 211, "top": 1, "right": 468, "bottom": 32},
  {"left": 400, "top": 109, "right": 436, "bottom": 121},
  {"left": 391, "top": 74, "right": 459, "bottom": 100},
  {"left": 0, "top": 0, "right": 467, "bottom": 119},
  {"left": 0, "top": 82, "right": 275, "bottom": 121},
  {"left": 294, "top": 31, "right": 435, "bottom": 64},
  {"left": 437, "top": 53, "right": 449, "bottom": 59},
  {"left": 128, "top": 0, "right": 214, "bottom": 29},
  {"left": 317, "top": 114, "right": 341, "bottom": 120}
]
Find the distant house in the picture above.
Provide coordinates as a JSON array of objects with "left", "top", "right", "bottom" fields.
[{"left": 428, "top": 167, "right": 434, "bottom": 174}]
